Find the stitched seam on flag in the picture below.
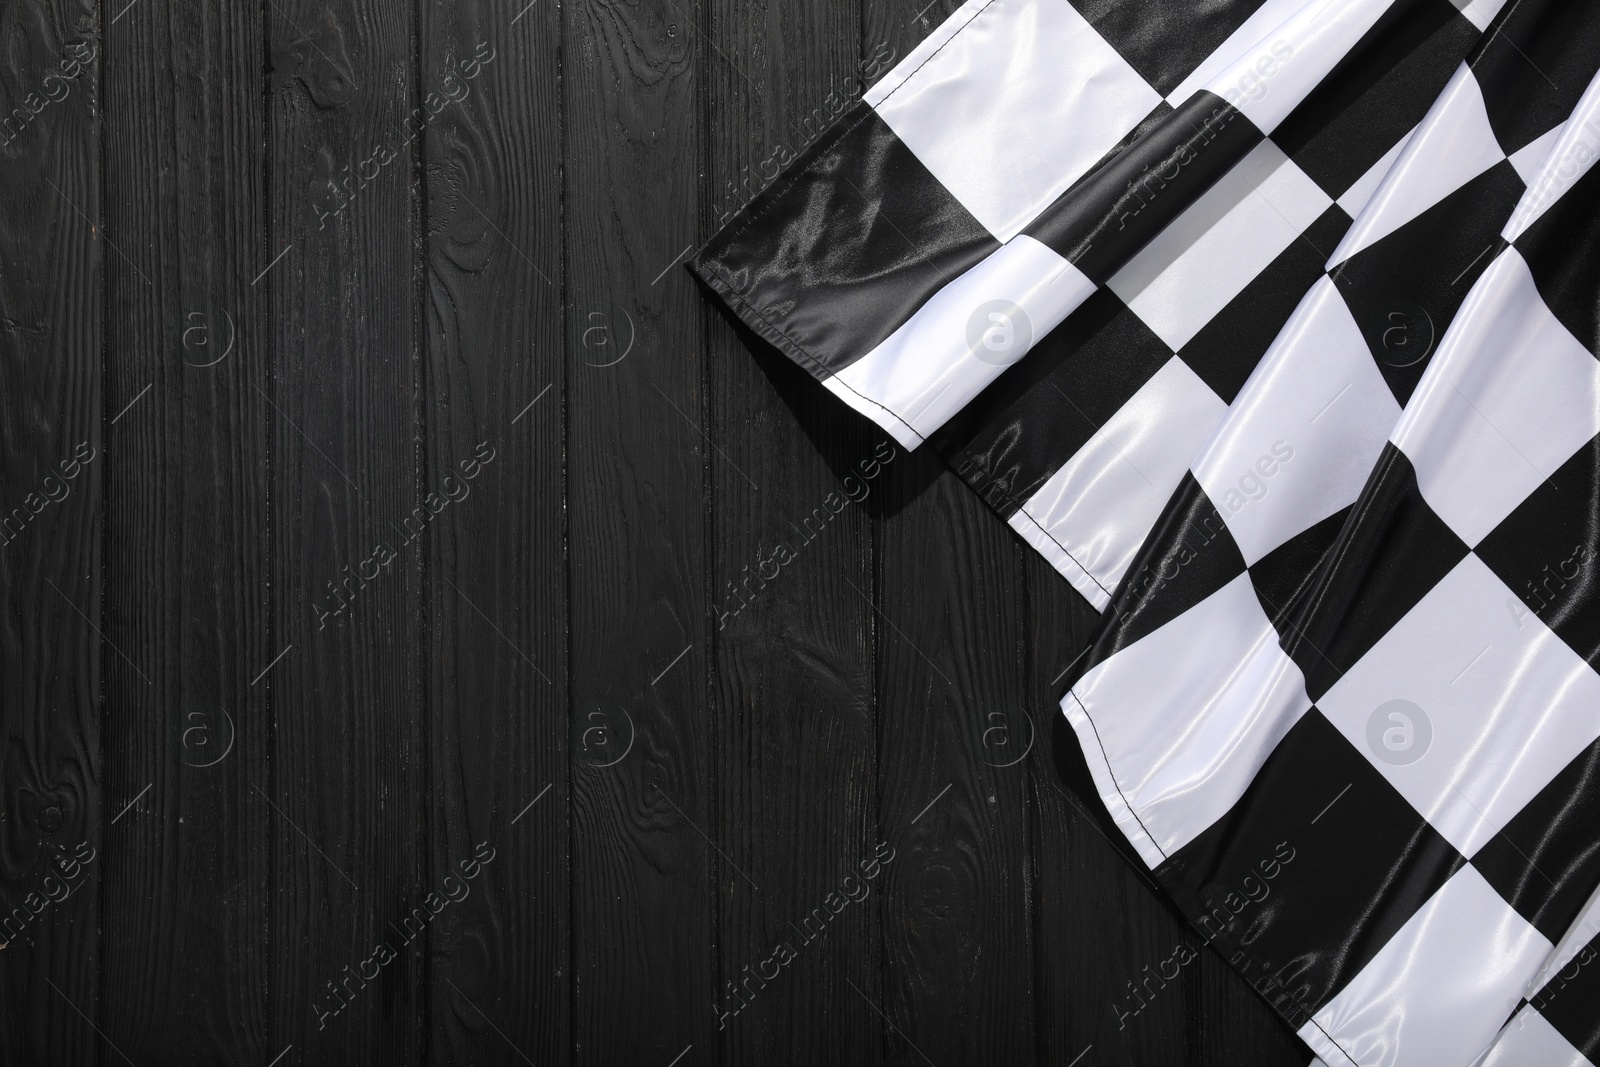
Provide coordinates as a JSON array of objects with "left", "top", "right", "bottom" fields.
[
  {"left": 1066, "top": 692, "right": 1370, "bottom": 1054},
  {"left": 1078, "top": 670, "right": 1390, "bottom": 1064},
  {"left": 1008, "top": 504, "right": 1116, "bottom": 600},
  {"left": 701, "top": 0, "right": 1001, "bottom": 263},
  {"left": 957, "top": 460, "right": 1102, "bottom": 570},
  {"left": 859, "top": 0, "right": 998, "bottom": 110},
  {"left": 696, "top": 0, "right": 1107, "bottom": 449},
  {"left": 1066, "top": 690, "right": 1169, "bottom": 863},
  {"left": 700, "top": 250, "right": 1132, "bottom": 592},
  {"left": 695, "top": 260, "right": 928, "bottom": 445},
  {"left": 955, "top": 459, "right": 1117, "bottom": 600},
  {"left": 700, "top": 252, "right": 1134, "bottom": 599},
  {"left": 1305, "top": 1019, "right": 1362, "bottom": 1067}
]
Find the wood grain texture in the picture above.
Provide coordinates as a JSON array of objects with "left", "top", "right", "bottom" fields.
[
  {"left": 563, "top": 0, "right": 715, "bottom": 1061},
  {"left": 0, "top": 0, "right": 102, "bottom": 1062},
  {"left": 703, "top": 0, "right": 884, "bottom": 1059},
  {"left": 416, "top": 2, "right": 569, "bottom": 1064},
  {"left": 264, "top": 0, "right": 426, "bottom": 1059},
  {"left": 1026, "top": 551, "right": 1220, "bottom": 1067},
  {"left": 96, "top": 0, "right": 273, "bottom": 1058},
  {"left": 0, "top": 0, "right": 1318, "bottom": 1061},
  {"left": 856, "top": 9, "right": 1042, "bottom": 1065},
  {"left": 871, "top": 459, "right": 1040, "bottom": 1065}
]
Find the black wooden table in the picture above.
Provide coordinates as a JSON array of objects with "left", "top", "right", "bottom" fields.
[{"left": 0, "top": 0, "right": 1311, "bottom": 1062}]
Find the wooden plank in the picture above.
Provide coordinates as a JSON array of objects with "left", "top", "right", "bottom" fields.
[
  {"left": 262, "top": 0, "right": 426, "bottom": 1059},
  {"left": 414, "top": 4, "right": 569, "bottom": 1065},
  {"left": 0, "top": 2, "right": 1326, "bottom": 1062},
  {"left": 848, "top": 15, "right": 1046, "bottom": 1066},
  {"left": 0, "top": 2, "right": 102, "bottom": 1062},
  {"left": 870, "top": 459, "right": 1040, "bottom": 1066},
  {"left": 843, "top": 10, "right": 1038, "bottom": 1062},
  {"left": 564, "top": 0, "right": 715, "bottom": 1061},
  {"left": 1025, "top": 553, "right": 1214, "bottom": 1067},
  {"left": 95, "top": 0, "right": 274, "bottom": 1059},
  {"left": 702, "top": 0, "right": 884, "bottom": 1057}
]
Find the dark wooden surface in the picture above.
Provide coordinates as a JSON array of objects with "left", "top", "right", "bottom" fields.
[{"left": 0, "top": 0, "right": 1313, "bottom": 1063}]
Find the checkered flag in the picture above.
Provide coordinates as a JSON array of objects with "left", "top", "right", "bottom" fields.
[
  {"left": 1066, "top": 50, "right": 1600, "bottom": 1067},
  {"left": 1478, "top": 888, "right": 1600, "bottom": 1065},
  {"left": 692, "top": 0, "right": 1510, "bottom": 609},
  {"left": 691, "top": 0, "right": 1600, "bottom": 1063}
]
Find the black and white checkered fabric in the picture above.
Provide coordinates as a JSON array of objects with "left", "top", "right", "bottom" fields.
[
  {"left": 692, "top": 0, "right": 1504, "bottom": 609},
  {"left": 692, "top": 1, "right": 1600, "bottom": 1064},
  {"left": 1476, "top": 890, "right": 1600, "bottom": 1067},
  {"left": 1067, "top": 45, "right": 1600, "bottom": 1067}
]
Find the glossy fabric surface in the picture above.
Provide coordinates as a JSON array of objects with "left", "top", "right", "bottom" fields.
[
  {"left": 1065, "top": 11, "right": 1600, "bottom": 1063},
  {"left": 691, "top": 0, "right": 1600, "bottom": 1063}
]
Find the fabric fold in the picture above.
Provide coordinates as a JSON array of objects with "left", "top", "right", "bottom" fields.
[
  {"left": 690, "top": 0, "right": 1418, "bottom": 456},
  {"left": 1063, "top": 22, "right": 1600, "bottom": 1061},
  {"left": 691, "top": 0, "right": 1600, "bottom": 1063}
]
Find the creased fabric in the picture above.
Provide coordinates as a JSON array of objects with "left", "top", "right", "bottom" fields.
[
  {"left": 689, "top": 1, "right": 1600, "bottom": 1064},
  {"left": 693, "top": 0, "right": 1500, "bottom": 608},
  {"left": 1479, "top": 889, "right": 1600, "bottom": 1067},
  {"left": 1060, "top": 6, "right": 1600, "bottom": 1062}
]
